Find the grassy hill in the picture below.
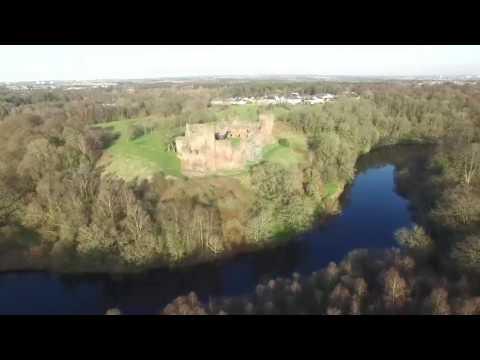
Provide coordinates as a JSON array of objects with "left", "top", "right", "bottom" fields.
[
  {"left": 95, "top": 117, "right": 182, "bottom": 181},
  {"left": 94, "top": 108, "right": 310, "bottom": 182},
  {"left": 212, "top": 104, "right": 259, "bottom": 122},
  {"left": 262, "top": 121, "right": 310, "bottom": 169}
]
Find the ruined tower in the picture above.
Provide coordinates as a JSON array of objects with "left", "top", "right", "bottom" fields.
[{"left": 175, "top": 113, "right": 275, "bottom": 176}]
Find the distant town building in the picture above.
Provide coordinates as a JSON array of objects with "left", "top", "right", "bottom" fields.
[{"left": 209, "top": 93, "right": 338, "bottom": 107}]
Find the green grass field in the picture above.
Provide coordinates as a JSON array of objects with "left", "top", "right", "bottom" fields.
[
  {"left": 230, "top": 138, "right": 241, "bottom": 148},
  {"left": 262, "top": 128, "right": 309, "bottom": 169},
  {"left": 262, "top": 143, "right": 301, "bottom": 168},
  {"left": 324, "top": 182, "right": 341, "bottom": 198},
  {"left": 211, "top": 104, "right": 259, "bottom": 122},
  {"left": 95, "top": 117, "right": 182, "bottom": 181},
  {"left": 94, "top": 108, "right": 310, "bottom": 181}
]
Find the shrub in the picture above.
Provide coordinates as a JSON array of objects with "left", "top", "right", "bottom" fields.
[
  {"left": 278, "top": 138, "right": 290, "bottom": 147},
  {"left": 105, "top": 308, "right": 122, "bottom": 315},
  {"left": 395, "top": 225, "right": 434, "bottom": 255},
  {"left": 230, "top": 138, "right": 241, "bottom": 148},
  {"left": 162, "top": 292, "right": 208, "bottom": 315},
  {"left": 127, "top": 124, "right": 144, "bottom": 141},
  {"left": 452, "top": 236, "right": 480, "bottom": 272}
]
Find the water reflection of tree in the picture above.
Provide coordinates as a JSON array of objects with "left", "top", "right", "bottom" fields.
[
  {"left": 246, "top": 238, "right": 308, "bottom": 283},
  {"left": 55, "top": 273, "right": 108, "bottom": 313},
  {"left": 51, "top": 145, "right": 439, "bottom": 313},
  {"left": 393, "top": 145, "right": 438, "bottom": 231},
  {"left": 56, "top": 264, "right": 227, "bottom": 314},
  {"left": 234, "top": 146, "right": 428, "bottom": 285},
  {"left": 356, "top": 144, "right": 434, "bottom": 175},
  {"left": 336, "top": 182, "right": 354, "bottom": 211}
]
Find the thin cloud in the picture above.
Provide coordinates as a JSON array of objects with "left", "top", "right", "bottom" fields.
[{"left": 0, "top": 45, "right": 479, "bottom": 82}]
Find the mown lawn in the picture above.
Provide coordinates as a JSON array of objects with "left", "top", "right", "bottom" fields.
[
  {"left": 262, "top": 143, "right": 303, "bottom": 168},
  {"left": 94, "top": 112, "right": 309, "bottom": 181},
  {"left": 262, "top": 125, "right": 309, "bottom": 169},
  {"left": 211, "top": 104, "right": 259, "bottom": 122},
  {"left": 323, "top": 182, "right": 342, "bottom": 199},
  {"left": 95, "top": 118, "right": 182, "bottom": 181}
]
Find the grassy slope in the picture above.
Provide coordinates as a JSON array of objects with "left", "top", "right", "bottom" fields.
[
  {"left": 94, "top": 107, "right": 311, "bottom": 187},
  {"left": 214, "top": 106, "right": 311, "bottom": 170},
  {"left": 95, "top": 117, "right": 182, "bottom": 181},
  {"left": 262, "top": 121, "right": 309, "bottom": 169},
  {"left": 324, "top": 182, "right": 343, "bottom": 199},
  {"left": 213, "top": 120, "right": 310, "bottom": 185},
  {"left": 90, "top": 107, "right": 347, "bottom": 263},
  {"left": 212, "top": 104, "right": 259, "bottom": 122},
  {"left": 95, "top": 107, "right": 259, "bottom": 182}
]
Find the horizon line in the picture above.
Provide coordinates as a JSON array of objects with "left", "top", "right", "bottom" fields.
[{"left": 2, "top": 73, "right": 480, "bottom": 84}]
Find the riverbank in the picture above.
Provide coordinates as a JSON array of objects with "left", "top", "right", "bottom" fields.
[
  {"left": 0, "top": 144, "right": 433, "bottom": 276},
  {"left": 0, "top": 144, "right": 426, "bottom": 314},
  {"left": 0, "top": 179, "right": 347, "bottom": 275}
]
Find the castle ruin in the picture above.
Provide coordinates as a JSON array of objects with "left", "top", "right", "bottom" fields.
[{"left": 175, "top": 113, "right": 275, "bottom": 176}]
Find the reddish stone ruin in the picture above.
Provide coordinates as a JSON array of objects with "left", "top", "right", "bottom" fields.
[{"left": 175, "top": 113, "right": 275, "bottom": 176}]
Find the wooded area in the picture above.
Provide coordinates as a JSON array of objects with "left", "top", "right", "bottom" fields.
[{"left": 2, "top": 81, "right": 480, "bottom": 314}]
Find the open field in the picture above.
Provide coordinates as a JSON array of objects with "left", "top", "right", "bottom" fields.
[
  {"left": 210, "top": 104, "right": 260, "bottom": 122},
  {"left": 94, "top": 108, "right": 310, "bottom": 182},
  {"left": 323, "top": 182, "right": 343, "bottom": 199},
  {"left": 95, "top": 117, "right": 182, "bottom": 181},
  {"left": 262, "top": 122, "right": 310, "bottom": 169}
]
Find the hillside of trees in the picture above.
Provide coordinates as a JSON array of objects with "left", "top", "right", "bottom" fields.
[
  {"left": 1, "top": 81, "right": 480, "bottom": 279},
  {"left": 161, "top": 138, "right": 480, "bottom": 315}
]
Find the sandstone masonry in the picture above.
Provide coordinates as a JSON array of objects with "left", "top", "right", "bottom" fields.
[{"left": 175, "top": 114, "right": 275, "bottom": 176}]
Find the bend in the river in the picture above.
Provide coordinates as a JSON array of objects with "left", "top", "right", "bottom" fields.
[{"left": 0, "top": 144, "right": 432, "bottom": 314}]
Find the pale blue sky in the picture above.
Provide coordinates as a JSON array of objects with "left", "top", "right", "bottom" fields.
[{"left": 0, "top": 45, "right": 479, "bottom": 82}]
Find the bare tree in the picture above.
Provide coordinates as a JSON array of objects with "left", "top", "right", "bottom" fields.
[
  {"left": 424, "top": 288, "right": 450, "bottom": 315},
  {"left": 432, "top": 184, "right": 480, "bottom": 227},
  {"left": 0, "top": 190, "right": 19, "bottom": 227},
  {"left": 381, "top": 268, "right": 410, "bottom": 312},
  {"left": 452, "top": 236, "right": 480, "bottom": 272},
  {"left": 459, "top": 143, "right": 480, "bottom": 186}
]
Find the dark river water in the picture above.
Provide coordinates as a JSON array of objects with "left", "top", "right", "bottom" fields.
[{"left": 0, "top": 145, "right": 429, "bottom": 314}]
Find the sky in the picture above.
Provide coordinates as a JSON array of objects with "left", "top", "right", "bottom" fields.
[{"left": 0, "top": 45, "right": 479, "bottom": 82}]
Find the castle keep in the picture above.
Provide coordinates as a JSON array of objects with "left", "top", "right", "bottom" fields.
[{"left": 175, "top": 114, "right": 274, "bottom": 176}]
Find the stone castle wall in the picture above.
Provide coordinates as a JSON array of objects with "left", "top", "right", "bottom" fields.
[{"left": 175, "top": 114, "right": 274, "bottom": 176}]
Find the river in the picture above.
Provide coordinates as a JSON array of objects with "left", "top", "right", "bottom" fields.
[{"left": 0, "top": 145, "right": 430, "bottom": 314}]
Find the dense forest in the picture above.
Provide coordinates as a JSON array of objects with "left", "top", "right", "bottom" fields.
[
  {"left": 2, "top": 81, "right": 480, "bottom": 314},
  {"left": 158, "top": 82, "right": 480, "bottom": 314},
  {"left": 160, "top": 139, "right": 480, "bottom": 315}
]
